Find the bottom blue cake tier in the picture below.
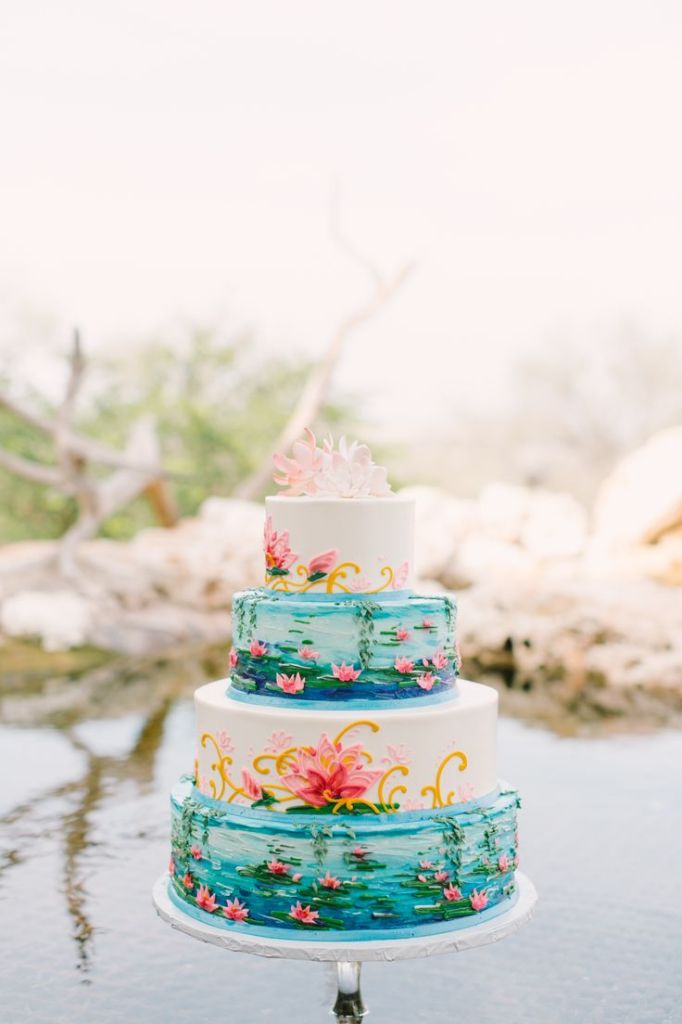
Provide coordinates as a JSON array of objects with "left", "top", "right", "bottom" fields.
[{"left": 168, "top": 780, "right": 521, "bottom": 941}]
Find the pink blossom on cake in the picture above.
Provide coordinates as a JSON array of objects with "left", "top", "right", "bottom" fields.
[
  {"left": 297, "top": 647, "right": 319, "bottom": 661},
  {"left": 267, "top": 860, "right": 291, "bottom": 875},
  {"left": 168, "top": 858, "right": 175, "bottom": 875},
  {"left": 433, "top": 869, "right": 449, "bottom": 883},
  {"left": 272, "top": 428, "right": 324, "bottom": 496},
  {"left": 306, "top": 549, "right": 339, "bottom": 577},
  {"left": 216, "top": 730, "right": 234, "bottom": 753},
  {"left": 276, "top": 672, "right": 306, "bottom": 694},
  {"left": 395, "top": 626, "right": 410, "bottom": 641},
  {"left": 182, "top": 872, "right": 194, "bottom": 889},
  {"left": 196, "top": 885, "right": 218, "bottom": 913},
  {"left": 470, "top": 889, "right": 488, "bottom": 911},
  {"left": 417, "top": 873, "right": 429, "bottom": 883},
  {"left": 332, "top": 663, "right": 361, "bottom": 682},
  {"left": 349, "top": 574, "right": 375, "bottom": 592},
  {"left": 228, "top": 647, "right": 238, "bottom": 669},
  {"left": 264, "top": 730, "right": 294, "bottom": 754},
  {"left": 241, "top": 769, "right": 263, "bottom": 801},
  {"left": 190, "top": 845, "right": 202, "bottom": 860},
  {"left": 416, "top": 671, "right": 436, "bottom": 691},
  {"left": 224, "top": 898, "right": 249, "bottom": 922},
  {"left": 315, "top": 436, "right": 391, "bottom": 498},
  {"left": 289, "top": 902, "right": 320, "bottom": 925},
  {"left": 381, "top": 743, "right": 411, "bottom": 766},
  {"left": 443, "top": 884, "right": 462, "bottom": 902},
  {"left": 392, "top": 560, "right": 409, "bottom": 589},
  {"left": 498, "top": 854, "right": 511, "bottom": 872},
  {"left": 320, "top": 871, "right": 342, "bottom": 889},
  {"left": 249, "top": 639, "right": 268, "bottom": 657},
  {"left": 419, "top": 860, "right": 434, "bottom": 870},
  {"left": 264, "top": 516, "right": 298, "bottom": 572},
  {"left": 421, "top": 618, "right": 434, "bottom": 629},
  {"left": 292, "top": 872, "right": 302, "bottom": 882},
  {"left": 351, "top": 846, "right": 369, "bottom": 859},
  {"left": 280, "top": 734, "right": 382, "bottom": 808},
  {"left": 431, "top": 650, "right": 449, "bottom": 670},
  {"left": 394, "top": 656, "right": 414, "bottom": 674}
]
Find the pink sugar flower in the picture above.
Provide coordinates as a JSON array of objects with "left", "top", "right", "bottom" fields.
[
  {"left": 431, "top": 650, "right": 449, "bottom": 670},
  {"left": 498, "top": 854, "right": 511, "bottom": 872},
  {"left": 394, "top": 656, "right": 414, "bottom": 674},
  {"left": 417, "top": 671, "right": 436, "bottom": 691},
  {"left": 443, "top": 884, "right": 462, "bottom": 902},
  {"left": 224, "top": 897, "right": 249, "bottom": 922},
  {"left": 417, "top": 873, "right": 429, "bottom": 883},
  {"left": 168, "top": 858, "right": 175, "bottom": 875},
  {"left": 307, "top": 549, "right": 339, "bottom": 576},
  {"left": 470, "top": 889, "right": 488, "bottom": 911},
  {"left": 196, "top": 885, "right": 218, "bottom": 913},
  {"left": 292, "top": 872, "right": 302, "bottom": 883},
  {"left": 228, "top": 647, "right": 238, "bottom": 669},
  {"left": 241, "top": 769, "right": 263, "bottom": 801},
  {"left": 276, "top": 672, "right": 305, "bottom": 694},
  {"left": 280, "top": 734, "right": 382, "bottom": 809},
  {"left": 392, "top": 561, "right": 409, "bottom": 589},
  {"left": 332, "top": 663, "right": 361, "bottom": 682},
  {"left": 395, "top": 626, "right": 410, "bottom": 641},
  {"left": 267, "top": 860, "right": 290, "bottom": 875},
  {"left": 250, "top": 639, "right": 268, "bottom": 657},
  {"left": 190, "top": 845, "right": 202, "bottom": 860},
  {"left": 289, "top": 902, "right": 320, "bottom": 925},
  {"left": 419, "top": 860, "right": 434, "bottom": 870},
  {"left": 422, "top": 618, "right": 434, "bottom": 629},
  {"left": 272, "top": 428, "right": 324, "bottom": 496},
  {"left": 434, "top": 870, "right": 449, "bottom": 883},
  {"left": 264, "top": 515, "right": 298, "bottom": 570},
  {"left": 298, "top": 646, "right": 320, "bottom": 661},
  {"left": 320, "top": 871, "right": 342, "bottom": 890},
  {"left": 352, "top": 846, "right": 368, "bottom": 859},
  {"left": 182, "top": 872, "right": 194, "bottom": 889}
]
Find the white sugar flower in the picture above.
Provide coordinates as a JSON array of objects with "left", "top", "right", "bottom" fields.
[{"left": 315, "top": 436, "right": 392, "bottom": 498}]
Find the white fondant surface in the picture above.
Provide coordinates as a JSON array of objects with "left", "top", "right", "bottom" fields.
[
  {"left": 194, "top": 679, "right": 498, "bottom": 811},
  {"left": 153, "top": 872, "right": 538, "bottom": 961},
  {"left": 264, "top": 495, "right": 415, "bottom": 593}
]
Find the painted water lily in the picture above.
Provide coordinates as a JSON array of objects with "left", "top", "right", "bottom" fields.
[
  {"left": 264, "top": 730, "right": 294, "bottom": 754},
  {"left": 332, "top": 663, "right": 361, "bottom": 683},
  {"left": 417, "top": 873, "right": 429, "bottom": 883},
  {"left": 241, "top": 769, "right": 263, "bottom": 801},
  {"left": 421, "top": 618, "right": 434, "bottom": 629},
  {"left": 498, "top": 854, "right": 511, "bottom": 872},
  {"left": 315, "top": 436, "right": 391, "bottom": 499},
  {"left": 289, "top": 902, "right": 320, "bottom": 925},
  {"left": 216, "top": 730, "right": 234, "bottom": 753},
  {"left": 228, "top": 647, "right": 238, "bottom": 669},
  {"left": 351, "top": 846, "right": 369, "bottom": 859},
  {"left": 433, "top": 869, "right": 449, "bottom": 883},
  {"left": 292, "top": 872, "right": 302, "bottom": 882},
  {"left": 196, "top": 885, "right": 218, "bottom": 913},
  {"left": 431, "top": 650, "right": 449, "bottom": 670},
  {"left": 182, "top": 872, "right": 194, "bottom": 889},
  {"left": 280, "top": 734, "right": 382, "bottom": 808},
  {"left": 276, "top": 672, "right": 305, "bottom": 694},
  {"left": 416, "top": 671, "right": 436, "bottom": 691},
  {"left": 264, "top": 515, "right": 298, "bottom": 572},
  {"left": 443, "top": 884, "right": 462, "bottom": 902},
  {"left": 272, "top": 428, "right": 324, "bottom": 496},
  {"left": 320, "top": 871, "right": 342, "bottom": 890},
  {"left": 224, "top": 897, "right": 249, "bottom": 922},
  {"left": 249, "top": 639, "right": 268, "bottom": 657},
  {"left": 395, "top": 626, "right": 410, "bottom": 641},
  {"left": 470, "top": 889, "right": 488, "bottom": 911},
  {"left": 297, "top": 646, "right": 320, "bottom": 661},
  {"left": 267, "top": 860, "right": 291, "bottom": 875},
  {"left": 349, "top": 574, "right": 375, "bottom": 592},
  {"left": 306, "top": 549, "right": 339, "bottom": 577},
  {"left": 168, "top": 858, "right": 175, "bottom": 875},
  {"left": 394, "top": 656, "right": 414, "bottom": 674},
  {"left": 190, "top": 845, "right": 203, "bottom": 860},
  {"left": 419, "top": 860, "right": 434, "bottom": 870},
  {"left": 391, "top": 560, "right": 409, "bottom": 589}
]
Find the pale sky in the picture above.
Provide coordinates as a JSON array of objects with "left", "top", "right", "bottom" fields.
[{"left": 1, "top": 1, "right": 682, "bottom": 434}]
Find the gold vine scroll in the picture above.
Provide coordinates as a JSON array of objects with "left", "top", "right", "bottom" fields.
[
  {"left": 266, "top": 562, "right": 395, "bottom": 594},
  {"left": 420, "top": 749, "right": 469, "bottom": 809}
]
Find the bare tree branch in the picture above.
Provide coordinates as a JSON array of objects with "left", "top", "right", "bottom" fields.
[{"left": 0, "top": 448, "right": 63, "bottom": 487}]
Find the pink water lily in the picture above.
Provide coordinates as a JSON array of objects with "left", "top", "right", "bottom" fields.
[
  {"left": 351, "top": 846, "right": 369, "bottom": 859},
  {"left": 276, "top": 672, "right": 305, "bottom": 694},
  {"left": 306, "top": 549, "right": 339, "bottom": 576},
  {"left": 298, "top": 647, "right": 319, "bottom": 661},
  {"left": 168, "top": 858, "right": 175, "bottom": 875},
  {"left": 419, "top": 860, "right": 434, "bottom": 870},
  {"left": 395, "top": 626, "right": 410, "bottom": 641},
  {"left": 392, "top": 561, "right": 409, "bottom": 589},
  {"left": 249, "top": 639, "right": 268, "bottom": 657},
  {"left": 292, "top": 872, "right": 302, "bottom": 882},
  {"left": 417, "top": 873, "right": 429, "bottom": 883},
  {"left": 267, "top": 860, "right": 291, "bottom": 875},
  {"left": 182, "top": 872, "right": 194, "bottom": 889},
  {"left": 289, "top": 902, "right": 320, "bottom": 925},
  {"left": 434, "top": 870, "right": 449, "bottom": 883},
  {"left": 241, "top": 769, "right": 263, "bottom": 801},
  {"left": 224, "top": 897, "right": 249, "bottom": 922},
  {"left": 190, "top": 845, "right": 202, "bottom": 860},
  {"left": 264, "top": 515, "right": 298, "bottom": 571},
  {"left": 320, "top": 871, "right": 342, "bottom": 890},
  {"left": 196, "top": 885, "right": 218, "bottom": 913},
  {"left": 417, "top": 671, "right": 436, "bottom": 691},
  {"left": 332, "top": 663, "right": 361, "bottom": 683},
  {"left": 498, "top": 854, "right": 511, "bottom": 872},
  {"left": 272, "top": 428, "right": 324, "bottom": 496},
  {"left": 431, "top": 650, "right": 449, "bottom": 670},
  {"left": 394, "top": 656, "right": 414, "bottom": 674},
  {"left": 228, "top": 647, "right": 238, "bottom": 669},
  {"left": 264, "top": 730, "right": 294, "bottom": 754},
  {"left": 422, "top": 618, "right": 434, "bottom": 629},
  {"left": 470, "top": 889, "right": 488, "bottom": 911},
  {"left": 280, "top": 734, "right": 382, "bottom": 809},
  {"left": 443, "top": 884, "right": 462, "bottom": 902}
]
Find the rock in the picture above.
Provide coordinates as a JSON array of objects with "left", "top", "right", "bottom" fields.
[
  {"left": 593, "top": 426, "right": 682, "bottom": 546},
  {"left": 399, "top": 486, "right": 477, "bottom": 580},
  {"left": 478, "top": 483, "right": 587, "bottom": 558},
  {"left": 1, "top": 590, "right": 93, "bottom": 652}
]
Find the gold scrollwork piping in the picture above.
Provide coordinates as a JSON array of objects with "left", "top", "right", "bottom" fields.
[{"left": 420, "top": 749, "right": 469, "bottom": 809}]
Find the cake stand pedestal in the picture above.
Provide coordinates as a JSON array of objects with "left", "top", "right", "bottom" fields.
[{"left": 153, "top": 872, "right": 538, "bottom": 1021}]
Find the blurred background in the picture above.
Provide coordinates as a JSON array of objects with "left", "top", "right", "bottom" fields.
[{"left": 1, "top": 3, "right": 680, "bottom": 1022}]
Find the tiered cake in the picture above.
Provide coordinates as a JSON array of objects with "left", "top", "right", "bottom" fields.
[{"left": 167, "top": 433, "right": 520, "bottom": 940}]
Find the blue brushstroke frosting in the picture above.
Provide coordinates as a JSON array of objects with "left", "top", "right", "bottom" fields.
[{"left": 230, "top": 588, "right": 459, "bottom": 702}]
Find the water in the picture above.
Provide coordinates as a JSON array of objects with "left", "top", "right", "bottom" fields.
[{"left": 1, "top": 654, "right": 680, "bottom": 1023}]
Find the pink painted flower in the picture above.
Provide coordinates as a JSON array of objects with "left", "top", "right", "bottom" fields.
[
  {"left": 306, "top": 549, "right": 339, "bottom": 576},
  {"left": 351, "top": 846, "right": 368, "bottom": 859},
  {"left": 241, "top": 769, "right": 263, "bottom": 801},
  {"left": 267, "top": 860, "right": 291, "bottom": 875},
  {"left": 431, "top": 650, "right": 449, "bottom": 670},
  {"left": 422, "top": 618, "right": 434, "bottom": 629},
  {"left": 168, "top": 858, "right": 175, "bottom": 875},
  {"left": 182, "top": 872, "right": 194, "bottom": 889},
  {"left": 470, "top": 889, "right": 488, "bottom": 911},
  {"left": 264, "top": 515, "right": 298, "bottom": 571},
  {"left": 417, "top": 873, "right": 429, "bottom": 883},
  {"left": 190, "top": 845, "right": 202, "bottom": 860},
  {"left": 381, "top": 743, "right": 411, "bottom": 766},
  {"left": 417, "top": 671, "right": 436, "bottom": 691},
  {"left": 332, "top": 663, "right": 361, "bottom": 682},
  {"left": 349, "top": 574, "right": 375, "bottom": 592},
  {"left": 272, "top": 428, "right": 324, "bottom": 496},
  {"left": 298, "top": 647, "right": 320, "bottom": 661},
  {"left": 228, "top": 647, "right": 238, "bottom": 669},
  {"left": 434, "top": 870, "right": 449, "bottom": 883},
  {"left": 394, "top": 656, "right": 414, "bottom": 674},
  {"left": 196, "top": 885, "right": 218, "bottom": 912},
  {"left": 443, "top": 884, "right": 462, "bottom": 902},
  {"left": 320, "top": 871, "right": 342, "bottom": 890},
  {"left": 392, "top": 561, "right": 409, "bottom": 589},
  {"left": 224, "top": 897, "right": 249, "bottom": 922},
  {"left": 276, "top": 672, "right": 305, "bottom": 694},
  {"left": 280, "top": 734, "right": 382, "bottom": 808},
  {"left": 249, "top": 639, "right": 268, "bottom": 657},
  {"left": 395, "top": 626, "right": 410, "bottom": 642},
  {"left": 264, "top": 730, "right": 294, "bottom": 754},
  {"left": 216, "top": 730, "right": 234, "bottom": 753},
  {"left": 498, "top": 854, "right": 511, "bottom": 873},
  {"left": 292, "top": 872, "right": 302, "bottom": 883},
  {"left": 419, "top": 860, "right": 434, "bottom": 870},
  {"left": 289, "top": 902, "right": 320, "bottom": 925}
]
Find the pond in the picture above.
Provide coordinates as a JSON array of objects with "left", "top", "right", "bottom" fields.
[{"left": 0, "top": 651, "right": 680, "bottom": 1023}]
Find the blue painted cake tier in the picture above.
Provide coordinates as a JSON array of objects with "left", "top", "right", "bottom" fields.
[
  {"left": 169, "top": 780, "right": 519, "bottom": 940},
  {"left": 230, "top": 588, "right": 459, "bottom": 703}
]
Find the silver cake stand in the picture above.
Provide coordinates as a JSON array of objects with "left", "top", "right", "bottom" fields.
[{"left": 153, "top": 872, "right": 538, "bottom": 1021}]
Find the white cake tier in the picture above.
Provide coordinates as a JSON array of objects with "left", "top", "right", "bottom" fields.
[
  {"left": 264, "top": 495, "right": 415, "bottom": 594},
  {"left": 194, "top": 679, "right": 497, "bottom": 815}
]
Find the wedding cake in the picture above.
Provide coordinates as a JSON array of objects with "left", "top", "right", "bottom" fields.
[{"left": 167, "top": 432, "right": 520, "bottom": 940}]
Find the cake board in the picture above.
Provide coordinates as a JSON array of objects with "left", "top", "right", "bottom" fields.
[{"left": 153, "top": 872, "right": 538, "bottom": 1019}]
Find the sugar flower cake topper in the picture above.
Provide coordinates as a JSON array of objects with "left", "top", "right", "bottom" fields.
[{"left": 272, "top": 428, "right": 392, "bottom": 498}]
